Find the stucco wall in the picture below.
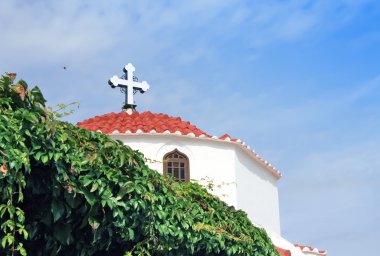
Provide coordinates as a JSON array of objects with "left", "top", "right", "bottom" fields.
[
  {"left": 234, "top": 147, "right": 281, "bottom": 234},
  {"left": 110, "top": 133, "right": 280, "bottom": 235},
  {"left": 111, "top": 134, "right": 238, "bottom": 207}
]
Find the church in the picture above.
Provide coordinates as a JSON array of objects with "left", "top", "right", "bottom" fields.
[{"left": 77, "top": 64, "right": 327, "bottom": 256}]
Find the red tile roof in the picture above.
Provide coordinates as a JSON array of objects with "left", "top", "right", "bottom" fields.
[
  {"left": 294, "top": 244, "right": 327, "bottom": 255},
  {"left": 275, "top": 246, "right": 291, "bottom": 256},
  {"left": 77, "top": 111, "right": 281, "bottom": 178},
  {"left": 77, "top": 111, "right": 211, "bottom": 137}
]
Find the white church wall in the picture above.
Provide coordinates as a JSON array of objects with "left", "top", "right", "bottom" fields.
[
  {"left": 110, "top": 134, "right": 238, "bottom": 207},
  {"left": 234, "top": 146, "right": 281, "bottom": 234},
  {"left": 110, "top": 134, "right": 281, "bottom": 234}
]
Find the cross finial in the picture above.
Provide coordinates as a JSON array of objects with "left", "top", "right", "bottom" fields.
[{"left": 108, "top": 63, "right": 150, "bottom": 113}]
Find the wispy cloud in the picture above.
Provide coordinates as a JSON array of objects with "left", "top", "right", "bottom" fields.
[
  {"left": 1, "top": 0, "right": 372, "bottom": 69},
  {"left": 0, "top": 0, "right": 124, "bottom": 66}
]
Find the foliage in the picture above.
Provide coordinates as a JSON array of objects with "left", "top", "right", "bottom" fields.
[{"left": 0, "top": 75, "right": 279, "bottom": 256}]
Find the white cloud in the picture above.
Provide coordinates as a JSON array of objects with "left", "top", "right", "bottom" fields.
[{"left": 1, "top": 0, "right": 373, "bottom": 71}]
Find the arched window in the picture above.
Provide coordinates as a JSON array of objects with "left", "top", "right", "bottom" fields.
[{"left": 163, "top": 149, "right": 190, "bottom": 182}]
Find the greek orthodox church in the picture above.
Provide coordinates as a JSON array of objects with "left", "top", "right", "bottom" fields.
[{"left": 77, "top": 64, "right": 327, "bottom": 256}]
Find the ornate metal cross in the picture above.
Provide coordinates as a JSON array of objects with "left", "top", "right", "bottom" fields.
[{"left": 109, "top": 63, "right": 150, "bottom": 112}]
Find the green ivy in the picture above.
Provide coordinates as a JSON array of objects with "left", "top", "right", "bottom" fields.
[{"left": 0, "top": 75, "right": 279, "bottom": 256}]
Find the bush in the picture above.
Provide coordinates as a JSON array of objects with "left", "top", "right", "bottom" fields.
[{"left": 0, "top": 75, "right": 279, "bottom": 256}]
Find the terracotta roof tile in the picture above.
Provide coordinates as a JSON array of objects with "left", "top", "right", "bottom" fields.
[
  {"left": 219, "top": 133, "right": 231, "bottom": 140},
  {"left": 275, "top": 246, "right": 291, "bottom": 256},
  {"left": 77, "top": 111, "right": 281, "bottom": 177},
  {"left": 294, "top": 244, "right": 327, "bottom": 255},
  {"left": 77, "top": 111, "right": 210, "bottom": 137}
]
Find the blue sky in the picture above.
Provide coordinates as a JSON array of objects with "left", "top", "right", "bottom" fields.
[{"left": 1, "top": 0, "right": 380, "bottom": 255}]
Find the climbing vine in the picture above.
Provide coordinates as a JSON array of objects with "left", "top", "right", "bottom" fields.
[{"left": 0, "top": 74, "right": 279, "bottom": 256}]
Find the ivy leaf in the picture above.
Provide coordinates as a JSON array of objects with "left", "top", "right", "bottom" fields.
[
  {"left": 18, "top": 244, "right": 27, "bottom": 256},
  {"left": 51, "top": 200, "right": 65, "bottom": 222},
  {"left": 147, "top": 183, "right": 154, "bottom": 192},
  {"left": 128, "top": 228, "right": 135, "bottom": 240},
  {"left": 120, "top": 153, "right": 126, "bottom": 167},
  {"left": 1, "top": 236, "right": 6, "bottom": 248},
  {"left": 104, "top": 142, "right": 114, "bottom": 148},
  {"left": 41, "top": 155, "right": 49, "bottom": 164},
  {"left": 82, "top": 189, "right": 97, "bottom": 206},
  {"left": 53, "top": 224, "right": 72, "bottom": 245},
  {"left": 30, "top": 86, "right": 47, "bottom": 105},
  {"left": 88, "top": 217, "right": 100, "bottom": 231},
  {"left": 90, "top": 182, "right": 99, "bottom": 193}
]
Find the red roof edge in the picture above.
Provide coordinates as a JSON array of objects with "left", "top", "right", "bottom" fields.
[
  {"left": 275, "top": 246, "right": 291, "bottom": 256},
  {"left": 219, "top": 133, "right": 231, "bottom": 140},
  {"left": 294, "top": 244, "right": 327, "bottom": 255}
]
